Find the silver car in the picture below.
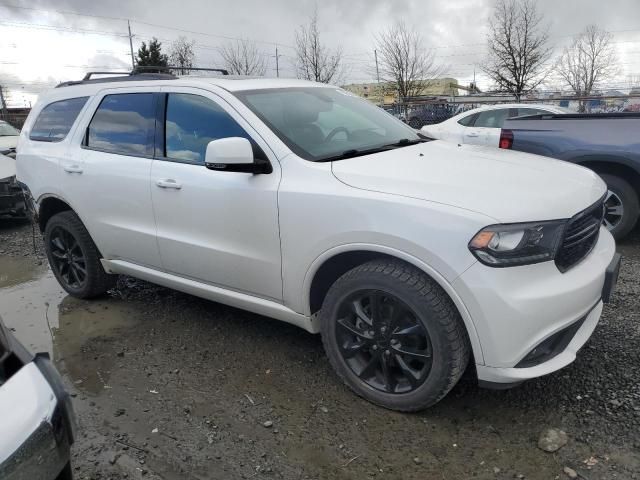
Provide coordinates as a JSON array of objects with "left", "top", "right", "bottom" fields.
[{"left": 0, "top": 316, "right": 75, "bottom": 480}]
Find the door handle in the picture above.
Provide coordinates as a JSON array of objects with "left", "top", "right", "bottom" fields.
[
  {"left": 156, "top": 179, "right": 182, "bottom": 190},
  {"left": 63, "top": 164, "right": 83, "bottom": 174},
  {"left": 466, "top": 133, "right": 479, "bottom": 137}
]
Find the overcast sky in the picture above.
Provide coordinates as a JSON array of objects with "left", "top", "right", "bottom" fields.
[{"left": 1, "top": 0, "right": 640, "bottom": 106}]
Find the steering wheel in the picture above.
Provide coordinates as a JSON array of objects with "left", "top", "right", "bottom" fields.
[{"left": 325, "top": 127, "right": 351, "bottom": 143}]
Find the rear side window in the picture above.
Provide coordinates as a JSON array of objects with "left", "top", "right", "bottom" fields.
[
  {"left": 30, "top": 97, "right": 88, "bottom": 142},
  {"left": 86, "top": 93, "right": 155, "bottom": 157},
  {"left": 473, "top": 109, "right": 512, "bottom": 128},
  {"left": 164, "top": 93, "right": 250, "bottom": 164},
  {"left": 457, "top": 113, "right": 477, "bottom": 126}
]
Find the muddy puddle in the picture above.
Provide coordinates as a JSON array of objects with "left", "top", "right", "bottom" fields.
[{"left": 0, "top": 255, "right": 142, "bottom": 394}]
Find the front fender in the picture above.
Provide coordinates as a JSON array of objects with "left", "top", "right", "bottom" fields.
[{"left": 301, "top": 243, "right": 485, "bottom": 365}]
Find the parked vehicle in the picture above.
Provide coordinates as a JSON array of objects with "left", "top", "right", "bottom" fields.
[
  {"left": 500, "top": 112, "right": 640, "bottom": 240},
  {"left": 421, "top": 103, "right": 571, "bottom": 147},
  {"left": 0, "top": 120, "right": 20, "bottom": 158},
  {"left": 0, "top": 315, "right": 75, "bottom": 479},
  {"left": 17, "top": 72, "right": 620, "bottom": 411},
  {"left": 0, "top": 153, "right": 25, "bottom": 218}
]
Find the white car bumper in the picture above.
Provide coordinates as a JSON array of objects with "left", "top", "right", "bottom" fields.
[{"left": 453, "top": 227, "right": 617, "bottom": 385}]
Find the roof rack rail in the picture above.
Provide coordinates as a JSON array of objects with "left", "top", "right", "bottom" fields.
[
  {"left": 56, "top": 65, "right": 229, "bottom": 88},
  {"left": 82, "top": 71, "right": 131, "bottom": 80},
  {"left": 133, "top": 65, "right": 230, "bottom": 75}
]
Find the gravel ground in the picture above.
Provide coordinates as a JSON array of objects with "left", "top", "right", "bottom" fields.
[{"left": 0, "top": 219, "right": 639, "bottom": 480}]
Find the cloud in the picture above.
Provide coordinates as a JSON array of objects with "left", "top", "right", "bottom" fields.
[{"left": 2, "top": 0, "right": 640, "bottom": 103}]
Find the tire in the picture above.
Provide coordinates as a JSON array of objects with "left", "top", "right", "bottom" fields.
[
  {"left": 319, "top": 259, "right": 470, "bottom": 412},
  {"left": 600, "top": 174, "right": 639, "bottom": 240},
  {"left": 44, "top": 211, "right": 116, "bottom": 298}
]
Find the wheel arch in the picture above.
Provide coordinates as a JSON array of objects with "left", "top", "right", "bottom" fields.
[
  {"left": 573, "top": 156, "right": 640, "bottom": 197},
  {"left": 37, "top": 194, "right": 74, "bottom": 232},
  {"left": 304, "top": 244, "right": 485, "bottom": 365}
]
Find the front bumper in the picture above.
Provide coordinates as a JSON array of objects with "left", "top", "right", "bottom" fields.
[
  {"left": 0, "top": 177, "right": 26, "bottom": 217},
  {"left": 453, "top": 227, "right": 617, "bottom": 384},
  {"left": 0, "top": 323, "right": 75, "bottom": 480}
]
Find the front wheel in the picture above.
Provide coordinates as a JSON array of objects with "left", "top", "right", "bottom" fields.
[
  {"left": 44, "top": 211, "right": 116, "bottom": 298},
  {"left": 319, "top": 260, "right": 470, "bottom": 411},
  {"left": 600, "top": 174, "right": 639, "bottom": 240}
]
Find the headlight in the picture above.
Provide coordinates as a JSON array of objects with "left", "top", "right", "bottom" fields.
[{"left": 468, "top": 220, "right": 566, "bottom": 267}]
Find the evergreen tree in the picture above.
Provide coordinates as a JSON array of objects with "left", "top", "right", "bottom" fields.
[{"left": 135, "top": 38, "right": 169, "bottom": 72}]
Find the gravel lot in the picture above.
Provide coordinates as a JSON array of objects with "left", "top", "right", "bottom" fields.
[{"left": 0, "top": 219, "right": 639, "bottom": 480}]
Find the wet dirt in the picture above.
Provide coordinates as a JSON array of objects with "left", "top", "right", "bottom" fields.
[{"left": 0, "top": 220, "right": 639, "bottom": 479}]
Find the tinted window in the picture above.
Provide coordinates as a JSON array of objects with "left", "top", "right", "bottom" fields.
[
  {"left": 473, "top": 109, "right": 511, "bottom": 128},
  {"left": 87, "top": 93, "right": 155, "bottom": 156},
  {"left": 165, "top": 93, "right": 250, "bottom": 164},
  {"left": 30, "top": 97, "right": 88, "bottom": 142},
  {"left": 518, "top": 108, "right": 547, "bottom": 116},
  {"left": 457, "top": 113, "right": 477, "bottom": 126}
]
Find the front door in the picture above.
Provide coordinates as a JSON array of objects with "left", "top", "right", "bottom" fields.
[{"left": 150, "top": 88, "right": 283, "bottom": 301}]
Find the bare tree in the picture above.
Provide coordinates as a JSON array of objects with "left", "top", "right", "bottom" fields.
[
  {"left": 294, "top": 9, "right": 343, "bottom": 84},
  {"left": 482, "top": 0, "right": 552, "bottom": 100},
  {"left": 375, "top": 21, "right": 443, "bottom": 100},
  {"left": 556, "top": 25, "right": 619, "bottom": 103},
  {"left": 219, "top": 39, "right": 267, "bottom": 76},
  {"left": 169, "top": 36, "right": 195, "bottom": 75}
]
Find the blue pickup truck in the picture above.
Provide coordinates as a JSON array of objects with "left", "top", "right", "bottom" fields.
[{"left": 500, "top": 112, "right": 640, "bottom": 240}]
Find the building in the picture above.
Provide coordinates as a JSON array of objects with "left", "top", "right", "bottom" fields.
[{"left": 342, "top": 78, "right": 459, "bottom": 104}]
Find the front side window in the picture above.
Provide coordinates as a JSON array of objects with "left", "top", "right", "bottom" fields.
[
  {"left": 234, "top": 87, "right": 424, "bottom": 162},
  {"left": 86, "top": 93, "right": 155, "bottom": 156},
  {"left": 165, "top": 94, "right": 250, "bottom": 164},
  {"left": 30, "top": 97, "right": 88, "bottom": 142},
  {"left": 473, "top": 109, "right": 512, "bottom": 128}
]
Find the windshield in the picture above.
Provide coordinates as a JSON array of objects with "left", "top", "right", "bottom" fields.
[
  {"left": 234, "top": 87, "right": 424, "bottom": 161},
  {"left": 0, "top": 122, "right": 20, "bottom": 137}
]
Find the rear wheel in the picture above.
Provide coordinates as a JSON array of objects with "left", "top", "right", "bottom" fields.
[
  {"left": 600, "top": 174, "right": 639, "bottom": 240},
  {"left": 319, "top": 259, "right": 470, "bottom": 411},
  {"left": 44, "top": 211, "right": 116, "bottom": 298}
]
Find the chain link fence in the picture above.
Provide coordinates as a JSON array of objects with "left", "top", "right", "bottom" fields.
[{"left": 390, "top": 94, "right": 640, "bottom": 128}]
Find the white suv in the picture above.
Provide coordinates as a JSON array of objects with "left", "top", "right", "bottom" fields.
[{"left": 17, "top": 73, "right": 620, "bottom": 411}]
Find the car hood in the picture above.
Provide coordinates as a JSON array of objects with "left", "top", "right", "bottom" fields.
[
  {"left": 0, "top": 136, "right": 19, "bottom": 151},
  {"left": 331, "top": 141, "right": 606, "bottom": 223},
  {"left": 0, "top": 153, "right": 16, "bottom": 180}
]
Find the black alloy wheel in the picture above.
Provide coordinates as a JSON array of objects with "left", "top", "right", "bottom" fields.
[
  {"left": 44, "top": 211, "right": 116, "bottom": 298},
  {"left": 335, "top": 290, "right": 433, "bottom": 394},
  {"left": 48, "top": 226, "right": 87, "bottom": 290}
]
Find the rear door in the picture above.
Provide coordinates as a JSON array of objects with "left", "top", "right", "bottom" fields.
[{"left": 65, "top": 87, "right": 162, "bottom": 268}]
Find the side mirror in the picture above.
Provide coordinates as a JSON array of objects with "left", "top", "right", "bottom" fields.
[{"left": 204, "top": 137, "right": 270, "bottom": 174}]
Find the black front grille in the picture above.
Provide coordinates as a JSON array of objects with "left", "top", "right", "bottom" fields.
[{"left": 555, "top": 198, "right": 605, "bottom": 272}]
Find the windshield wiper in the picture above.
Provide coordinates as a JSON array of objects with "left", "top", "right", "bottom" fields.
[{"left": 385, "top": 137, "right": 429, "bottom": 147}]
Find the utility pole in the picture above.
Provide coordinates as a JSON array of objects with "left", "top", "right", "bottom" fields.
[
  {"left": 127, "top": 20, "right": 135, "bottom": 69},
  {"left": 0, "top": 85, "right": 8, "bottom": 120},
  {"left": 273, "top": 46, "right": 283, "bottom": 77},
  {"left": 374, "top": 49, "right": 382, "bottom": 105}
]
